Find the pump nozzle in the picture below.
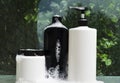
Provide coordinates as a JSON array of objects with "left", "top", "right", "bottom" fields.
[
  {"left": 69, "top": 7, "right": 86, "bottom": 12},
  {"left": 69, "top": 7, "right": 88, "bottom": 26}
]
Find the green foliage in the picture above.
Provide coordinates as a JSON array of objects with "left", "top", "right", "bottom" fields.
[
  {"left": 99, "top": 38, "right": 117, "bottom": 49},
  {"left": 24, "top": 14, "right": 37, "bottom": 23},
  {"left": 87, "top": 0, "right": 120, "bottom": 76},
  {"left": 98, "top": 53, "right": 112, "bottom": 66}
]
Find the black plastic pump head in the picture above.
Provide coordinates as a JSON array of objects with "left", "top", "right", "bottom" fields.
[
  {"left": 69, "top": 7, "right": 88, "bottom": 26},
  {"left": 52, "top": 15, "right": 62, "bottom": 23}
]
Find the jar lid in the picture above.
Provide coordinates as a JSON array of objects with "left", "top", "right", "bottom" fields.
[{"left": 18, "top": 49, "right": 45, "bottom": 56}]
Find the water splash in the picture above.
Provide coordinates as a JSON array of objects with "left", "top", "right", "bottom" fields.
[{"left": 47, "top": 65, "right": 60, "bottom": 79}]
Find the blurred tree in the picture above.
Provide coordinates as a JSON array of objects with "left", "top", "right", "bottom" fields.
[{"left": 0, "top": 0, "right": 39, "bottom": 74}]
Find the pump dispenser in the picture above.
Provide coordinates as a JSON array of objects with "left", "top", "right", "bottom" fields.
[
  {"left": 44, "top": 15, "right": 68, "bottom": 79},
  {"left": 70, "top": 7, "right": 88, "bottom": 26},
  {"left": 68, "top": 7, "right": 103, "bottom": 83}
]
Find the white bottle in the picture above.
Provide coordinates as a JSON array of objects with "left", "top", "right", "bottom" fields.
[{"left": 68, "top": 7, "right": 103, "bottom": 83}]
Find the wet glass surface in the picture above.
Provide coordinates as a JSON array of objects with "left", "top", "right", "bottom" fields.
[{"left": 0, "top": 75, "right": 120, "bottom": 83}]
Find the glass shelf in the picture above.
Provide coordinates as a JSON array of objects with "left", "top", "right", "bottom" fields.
[{"left": 0, "top": 75, "right": 119, "bottom": 83}]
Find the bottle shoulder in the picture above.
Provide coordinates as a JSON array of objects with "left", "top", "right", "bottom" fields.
[
  {"left": 69, "top": 26, "right": 96, "bottom": 31},
  {"left": 44, "top": 21, "right": 67, "bottom": 30}
]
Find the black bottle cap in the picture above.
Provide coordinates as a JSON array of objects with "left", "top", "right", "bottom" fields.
[
  {"left": 52, "top": 15, "right": 62, "bottom": 23},
  {"left": 18, "top": 49, "right": 45, "bottom": 56},
  {"left": 69, "top": 7, "right": 88, "bottom": 26},
  {"left": 79, "top": 18, "right": 88, "bottom": 26}
]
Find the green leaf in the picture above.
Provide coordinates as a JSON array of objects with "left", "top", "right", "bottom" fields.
[
  {"left": 86, "top": 10, "right": 91, "bottom": 16},
  {"left": 100, "top": 54, "right": 108, "bottom": 62},
  {"left": 105, "top": 59, "right": 112, "bottom": 66},
  {"left": 108, "top": 3, "right": 115, "bottom": 9},
  {"left": 89, "top": 3, "right": 95, "bottom": 9},
  {"left": 111, "top": 15, "right": 118, "bottom": 23},
  {"left": 24, "top": 15, "right": 30, "bottom": 21}
]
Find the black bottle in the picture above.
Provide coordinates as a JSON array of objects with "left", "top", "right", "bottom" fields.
[{"left": 44, "top": 15, "right": 68, "bottom": 79}]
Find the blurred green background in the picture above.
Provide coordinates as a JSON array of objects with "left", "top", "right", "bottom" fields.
[{"left": 0, "top": 0, "right": 120, "bottom": 76}]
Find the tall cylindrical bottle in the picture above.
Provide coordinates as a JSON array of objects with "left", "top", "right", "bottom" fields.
[
  {"left": 44, "top": 15, "right": 68, "bottom": 79},
  {"left": 68, "top": 7, "right": 97, "bottom": 82}
]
